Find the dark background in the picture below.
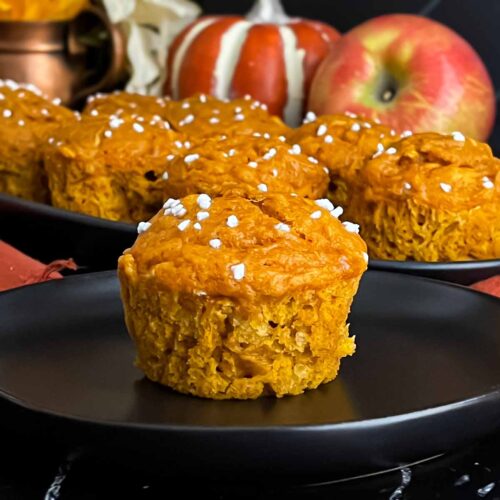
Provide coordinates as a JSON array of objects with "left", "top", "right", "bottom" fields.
[{"left": 197, "top": 0, "right": 500, "bottom": 153}]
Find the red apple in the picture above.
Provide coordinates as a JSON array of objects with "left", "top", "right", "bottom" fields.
[{"left": 308, "top": 14, "right": 496, "bottom": 140}]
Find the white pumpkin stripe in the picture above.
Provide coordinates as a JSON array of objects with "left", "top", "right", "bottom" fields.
[
  {"left": 171, "top": 17, "right": 218, "bottom": 99},
  {"left": 213, "top": 21, "right": 252, "bottom": 99},
  {"left": 279, "top": 26, "right": 305, "bottom": 126}
]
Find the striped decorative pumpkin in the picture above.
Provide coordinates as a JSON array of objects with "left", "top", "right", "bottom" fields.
[{"left": 164, "top": 0, "right": 340, "bottom": 126}]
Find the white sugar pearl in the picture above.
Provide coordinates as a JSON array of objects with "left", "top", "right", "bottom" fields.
[
  {"left": 184, "top": 154, "right": 200, "bottom": 164},
  {"left": 303, "top": 111, "right": 317, "bottom": 123},
  {"left": 452, "top": 131, "right": 465, "bottom": 142},
  {"left": 343, "top": 221, "right": 360, "bottom": 233},
  {"left": 310, "top": 210, "right": 322, "bottom": 219},
  {"left": 164, "top": 198, "right": 180, "bottom": 209},
  {"left": 137, "top": 222, "right": 151, "bottom": 234},
  {"left": 258, "top": 183, "right": 268, "bottom": 192},
  {"left": 230, "top": 263, "right": 245, "bottom": 280},
  {"left": 197, "top": 211, "right": 210, "bottom": 221},
  {"left": 133, "top": 123, "right": 144, "bottom": 133},
  {"left": 197, "top": 194, "right": 212, "bottom": 210},
  {"left": 317, "top": 124, "right": 328, "bottom": 136},
  {"left": 331, "top": 206, "right": 344, "bottom": 218},
  {"left": 275, "top": 222, "right": 290, "bottom": 232},
  {"left": 440, "top": 182, "right": 452, "bottom": 193},
  {"left": 227, "top": 215, "right": 239, "bottom": 228},
  {"left": 177, "top": 220, "right": 191, "bottom": 231},
  {"left": 315, "top": 199, "right": 334, "bottom": 211},
  {"left": 209, "top": 239, "right": 222, "bottom": 249},
  {"left": 263, "top": 148, "right": 277, "bottom": 160},
  {"left": 482, "top": 177, "right": 494, "bottom": 189},
  {"left": 180, "top": 114, "right": 194, "bottom": 126}
]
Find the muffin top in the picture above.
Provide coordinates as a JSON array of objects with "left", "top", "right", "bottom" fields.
[
  {"left": 165, "top": 93, "right": 290, "bottom": 138},
  {"left": 288, "top": 112, "right": 398, "bottom": 174},
  {"left": 358, "top": 132, "right": 500, "bottom": 210},
  {"left": 83, "top": 91, "right": 172, "bottom": 120},
  {"left": 0, "top": 79, "right": 76, "bottom": 147},
  {"left": 120, "top": 192, "right": 367, "bottom": 302},
  {"left": 163, "top": 135, "right": 329, "bottom": 199},
  {"left": 44, "top": 113, "right": 185, "bottom": 165}
]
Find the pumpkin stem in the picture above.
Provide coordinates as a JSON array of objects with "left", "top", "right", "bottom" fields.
[{"left": 246, "top": 0, "right": 290, "bottom": 24}]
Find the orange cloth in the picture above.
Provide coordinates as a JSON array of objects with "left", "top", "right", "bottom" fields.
[
  {"left": 0, "top": 241, "right": 76, "bottom": 292},
  {"left": 471, "top": 276, "right": 500, "bottom": 298}
]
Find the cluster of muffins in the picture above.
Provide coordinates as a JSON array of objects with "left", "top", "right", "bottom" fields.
[
  {"left": 1, "top": 80, "right": 498, "bottom": 399},
  {"left": 1, "top": 80, "right": 497, "bottom": 263}
]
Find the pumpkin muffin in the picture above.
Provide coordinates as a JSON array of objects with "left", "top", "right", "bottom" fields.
[
  {"left": 43, "top": 114, "right": 186, "bottom": 223},
  {"left": 335, "top": 132, "right": 500, "bottom": 262},
  {"left": 163, "top": 134, "right": 329, "bottom": 199},
  {"left": 118, "top": 192, "right": 367, "bottom": 400},
  {"left": 0, "top": 79, "right": 76, "bottom": 203},
  {"left": 165, "top": 93, "right": 290, "bottom": 138},
  {"left": 288, "top": 112, "right": 397, "bottom": 180}
]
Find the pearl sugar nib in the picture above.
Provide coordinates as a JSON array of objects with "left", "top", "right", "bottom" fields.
[
  {"left": 137, "top": 221, "right": 152, "bottom": 234},
  {"left": 230, "top": 263, "right": 245, "bottom": 281}
]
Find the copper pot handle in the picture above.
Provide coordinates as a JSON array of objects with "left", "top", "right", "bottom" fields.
[{"left": 68, "top": 4, "right": 127, "bottom": 105}]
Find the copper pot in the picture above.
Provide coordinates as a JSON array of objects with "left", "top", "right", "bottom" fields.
[{"left": 0, "top": 5, "right": 127, "bottom": 107}]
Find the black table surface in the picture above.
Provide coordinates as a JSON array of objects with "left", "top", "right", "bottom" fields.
[{"left": 2, "top": 428, "right": 500, "bottom": 499}]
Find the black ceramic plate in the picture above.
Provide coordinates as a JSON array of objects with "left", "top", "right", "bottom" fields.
[
  {"left": 0, "top": 192, "right": 136, "bottom": 270},
  {"left": 370, "top": 258, "right": 500, "bottom": 286},
  {"left": 0, "top": 271, "right": 499, "bottom": 482},
  {"left": 2, "top": 193, "right": 499, "bottom": 283}
]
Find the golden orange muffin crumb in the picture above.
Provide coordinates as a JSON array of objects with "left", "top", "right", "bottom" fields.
[
  {"left": 164, "top": 135, "right": 329, "bottom": 199},
  {"left": 43, "top": 114, "right": 186, "bottom": 223},
  {"left": 118, "top": 193, "right": 367, "bottom": 400},
  {"left": 0, "top": 79, "right": 76, "bottom": 202},
  {"left": 333, "top": 132, "right": 500, "bottom": 262}
]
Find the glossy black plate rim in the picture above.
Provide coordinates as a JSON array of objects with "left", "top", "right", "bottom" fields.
[
  {"left": 0, "top": 192, "right": 134, "bottom": 232},
  {"left": 1, "top": 381, "right": 499, "bottom": 434},
  {"left": 370, "top": 258, "right": 500, "bottom": 272},
  {"left": 0, "top": 270, "right": 499, "bottom": 434},
  {"left": 2, "top": 192, "right": 498, "bottom": 270}
]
